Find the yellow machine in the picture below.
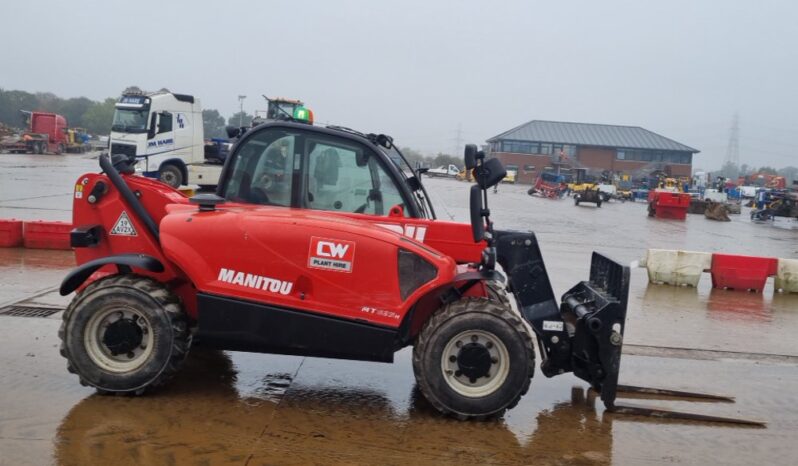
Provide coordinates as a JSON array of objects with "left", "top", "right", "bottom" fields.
[
  {"left": 502, "top": 168, "right": 517, "bottom": 184},
  {"left": 568, "top": 168, "right": 596, "bottom": 193}
]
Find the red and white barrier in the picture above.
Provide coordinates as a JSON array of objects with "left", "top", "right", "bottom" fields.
[{"left": 644, "top": 249, "right": 794, "bottom": 294}]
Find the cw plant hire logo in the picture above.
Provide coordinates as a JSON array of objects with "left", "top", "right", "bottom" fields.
[{"left": 308, "top": 237, "right": 355, "bottom": 272}]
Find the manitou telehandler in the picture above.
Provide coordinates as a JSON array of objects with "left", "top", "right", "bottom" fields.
[{"left": 58, "top": 115, "right": 761, "bottom": 424}]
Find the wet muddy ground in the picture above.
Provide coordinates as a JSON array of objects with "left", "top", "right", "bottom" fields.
[{"left": 1, "top": 152, "right": 797, "bottom": 465}]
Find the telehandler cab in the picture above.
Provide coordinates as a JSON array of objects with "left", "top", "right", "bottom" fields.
[{"left": 59, "top": 118, "right": 756, "bottom": 423}]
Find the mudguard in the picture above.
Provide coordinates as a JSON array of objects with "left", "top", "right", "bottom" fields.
[{"left": 59, "top": 254, "right": 164, "bottom": 296}]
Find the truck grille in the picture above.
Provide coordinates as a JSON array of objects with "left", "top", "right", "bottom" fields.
[{"left": 110, "top": 143, "right": 136, "bottom": 158}]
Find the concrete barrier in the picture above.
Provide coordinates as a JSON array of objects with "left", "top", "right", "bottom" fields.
[
  {"left": 775, "top": 258, "right": 798, "bottom": 293},
  {"left": 644, "top": 249, "right": 712, "bottom": 287}
]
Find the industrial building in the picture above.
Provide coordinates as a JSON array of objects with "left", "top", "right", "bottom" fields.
[{"left": 487, "top": 120, "right": 699, "bottom": 184}]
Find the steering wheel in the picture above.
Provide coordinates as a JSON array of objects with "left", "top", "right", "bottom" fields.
[{"left": 250, "top": 187, "right": 270, "bottom": 205}]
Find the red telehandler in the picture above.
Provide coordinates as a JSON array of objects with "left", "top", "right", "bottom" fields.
[{"left": 58, "top": 118, "right": 761, "bottom": 424}]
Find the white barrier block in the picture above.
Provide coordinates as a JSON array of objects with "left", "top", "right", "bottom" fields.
[
  {"left": 645, "top": 249, "right": 712, "bottom": 287},
  {"left": 775, "top": 258, "right": 798, "bottom": 293}
]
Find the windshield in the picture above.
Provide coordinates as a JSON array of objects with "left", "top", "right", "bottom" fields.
[
  {"left": 111, "top": 108, "right": 149, "bottom": 133},
  {"left": 267, "top": 102, "right": 299, "bottom": 120},
  {"left": 380, "top": 145, "right": 436, "bottom": 219}
]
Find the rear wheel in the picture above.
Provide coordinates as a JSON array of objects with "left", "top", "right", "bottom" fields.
[
  {"left": 413, "top": 297, "right": 534, "bottom": 420},
  {"left": 159, "top": 164, "right": 183, "bottom": 188},
  {"left": 56, "top": 144, "right": 64, "bottom": 155},
  {"left": 38, "top": 142, "right": 45, "bottom": 154},
  {"left": 59, "top": 275, "right": 191, "bottom": 395}
]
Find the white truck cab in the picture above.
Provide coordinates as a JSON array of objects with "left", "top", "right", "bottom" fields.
[
  {"left": 427, "top": 164, "right": 460, "bottom": 178},
  {"left": 110, "top": 89, "right": 205, "bottom": 188}
]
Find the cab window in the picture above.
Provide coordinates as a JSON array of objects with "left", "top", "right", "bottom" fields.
[
  {"left": 157, "top": 112, "right": 173, "bottom": 134},
  {"left": 223, "top": 129, "right": 297, "bottom": 207},
  {"left": 304, "top": 136, "right": 407, "bottom": 216}
]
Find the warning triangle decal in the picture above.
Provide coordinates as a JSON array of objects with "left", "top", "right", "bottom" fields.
[{"left": 110, "top": 211, "right": 138, "bottom": 236}]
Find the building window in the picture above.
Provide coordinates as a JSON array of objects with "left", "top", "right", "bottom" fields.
[
  {"left": 540, "top": 143, "right": 552, "bottom": 155},
  {"left": 616, "top": 150, "right": 625, "bottom": 160},
  {"left": 523, "top": 164, "right": 535, "bottom": 173},
  {"left": 564, "top": 145, "right": 576, "bottom": 157}
]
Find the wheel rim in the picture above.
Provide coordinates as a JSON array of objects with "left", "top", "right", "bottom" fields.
[
  {"left": 440, "top": 329, "right": 510, "bottom": 397},
  {"left": 160, "top": 170, "right": 177, "bottom": 186},
  {"left": 84, "top": 305, "right": 155, "bottom": 373}
]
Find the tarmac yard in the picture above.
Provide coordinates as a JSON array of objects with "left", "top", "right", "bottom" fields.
[{"left": 1, "top": 153, "right": 798, "bottom": 465}]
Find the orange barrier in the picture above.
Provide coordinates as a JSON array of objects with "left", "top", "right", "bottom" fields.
[
  {"left": 0, "top": 219, "right": 24, "bottom": 247},
  {"left": 22, "top": 221, "right": 72, "bottom": 250},
  {"left": 710, "top": 254, "right": 778, "bottom": 292}
]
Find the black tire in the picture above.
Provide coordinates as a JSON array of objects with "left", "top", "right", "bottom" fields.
[
  {"left": 56, "top": 144, "right": 64, "bottom": 155},
  {"left": 597, "top": 199, "right": 602, "bottom": 208},
  {"left": 412, "top": 297, "right": 534, "bottom": 420},
  {"left": 58, "top": 275, "right": 191, "bottom": 395},
  {"left": 159, "top": 164, "right": 183, "bottom": 188},
  {"left": 485, "top": 281, "right": 510, "bottom": 305},
  {"left": 574, "top": 197, "right": 580, "bottom": 206},
  {"left": 38, "top": 142, "right": 45, "bottom": 154}
]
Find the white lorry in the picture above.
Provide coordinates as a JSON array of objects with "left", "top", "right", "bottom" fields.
[
  {"left": 110, "top": 90, "right": 307, "bottom": 188},
  {"left": 110, "top": 88, "right": 217, "bottom": 188},
  {"left": 426, "top": 164, "right": 460, "bottom": 178}
]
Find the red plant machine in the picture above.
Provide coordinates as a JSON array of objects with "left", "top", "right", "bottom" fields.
[{"left": 57, "top": 119, "right": 758, "bottom": 424}]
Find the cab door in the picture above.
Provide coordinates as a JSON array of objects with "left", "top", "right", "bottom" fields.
[{"left": 216, "top": 126, "right": 409, "bottom": 326}]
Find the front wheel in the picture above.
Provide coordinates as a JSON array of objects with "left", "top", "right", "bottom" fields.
[
  {"left": 413, "top": 298, "right": 534, "bottom": 420},
  {"left": 159, "top": 164, "right": 183, "bottom": 188},
  {"left": 59, "top": 275, "right": 191, "bottom": 395}
]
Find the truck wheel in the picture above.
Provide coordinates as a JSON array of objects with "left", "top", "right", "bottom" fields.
[
  {"left": 37, "top": 142, "right": 45, "bottom": 154},
  {"left": 59, "top": 275, "right": 191, "bottom": 395},
  {"left": 413, "top": 297, "right": 534, "bottom": 420},
  {"left": 574, "top": 197, "right": 580, "bottom": 206},
  {"left": 159, "top": 164, "right": 183, "bottom": 188},
  {"left": 597, "top": 199, "right": 602, "bottom": 208},
  {"left": 56, "top": 144, "right": 64, "bottom": 155}
]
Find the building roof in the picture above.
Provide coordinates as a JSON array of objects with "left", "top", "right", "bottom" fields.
[{"left": 488, "top": 120, "right": 699, "bottom": 153}]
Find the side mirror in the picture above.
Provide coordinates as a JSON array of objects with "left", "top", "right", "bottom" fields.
[
  {"left": 469, "top": 185, "right": 485, "bottom": 242},
  {"left": 464, "top": 144, "right": 478, "bottom": 169},
  {"left": 474, "top": 158, "right": 506, "bottom": 190},
  {"left": 226, "top": 126, "right": 241, "bottom": 139}
]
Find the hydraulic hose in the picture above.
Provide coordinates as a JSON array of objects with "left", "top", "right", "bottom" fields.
[{"left": 99, "top": 153, "right": 160, "bottom": 243}]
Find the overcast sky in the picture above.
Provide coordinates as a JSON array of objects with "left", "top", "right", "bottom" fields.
[{"left": 2, "top": 0, "right": 796, "bottom": 169}]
